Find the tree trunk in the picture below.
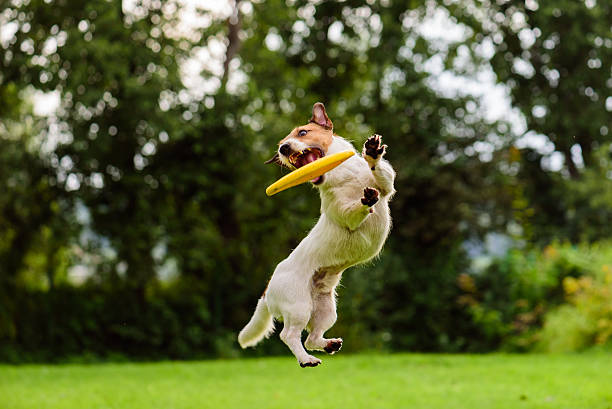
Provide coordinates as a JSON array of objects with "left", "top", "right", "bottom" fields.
[
  {"left": 563, "top": 148, "right": 580, "bottom": 179},
  {"left": 221, "top": 0, "right": 242, "bottom": 88}
]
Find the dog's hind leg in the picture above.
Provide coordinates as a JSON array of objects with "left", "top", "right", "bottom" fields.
[
  {"left": 305, "top": 291, "right": 343, "bottom": 354},
  {"left": 305, "top": 269, "right": 343, "bottom": 354},
  {"left": 279, "top": 309, "right": 322, "bottom": 368}
]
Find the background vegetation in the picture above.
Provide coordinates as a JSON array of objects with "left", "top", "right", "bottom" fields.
[{"left": 1, "top": 0, "right": 611, "bottom": 362}]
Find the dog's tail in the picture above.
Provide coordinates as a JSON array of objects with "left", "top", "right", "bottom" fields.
[{"left": 238, "top": 297, "right": 275, "bottom": 348}]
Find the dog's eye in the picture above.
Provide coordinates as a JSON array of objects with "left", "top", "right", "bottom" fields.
[{"left": 298, "top": 130, "right": 308, "bottom": 137}]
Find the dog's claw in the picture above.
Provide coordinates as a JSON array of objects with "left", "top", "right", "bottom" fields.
[{"left": 361, "top": 187, "right": 379, "bottom": 207}]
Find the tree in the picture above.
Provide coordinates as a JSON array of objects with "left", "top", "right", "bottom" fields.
[
  {"left": 447, "top": 0, "right": 611, "bottom": 242},
  {"left": 1, "top": 0, "right": 193, "bottom": 292},
  {"left": 450, "top": 0, "right": 611, "bottom": 178}
]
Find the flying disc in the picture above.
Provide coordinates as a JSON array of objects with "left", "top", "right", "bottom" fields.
[{"left": 266, "top": 150, "right": 355, "bottom": 196}]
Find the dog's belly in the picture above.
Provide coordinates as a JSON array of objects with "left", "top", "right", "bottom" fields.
[{"left": 265, "top": 199, "right": 390, "bottom": 317}]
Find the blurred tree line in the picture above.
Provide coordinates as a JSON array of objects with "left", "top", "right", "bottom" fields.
[{"left": 0, "top": 0, "right": 610, "bottom": 361}]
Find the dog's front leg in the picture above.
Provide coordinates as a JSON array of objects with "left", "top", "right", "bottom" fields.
[
  {"left": 340, "top": 187, "right": 379, "bottom": 231},
  {"left": 363, "top": 134, "right": 396, "bottom": 196}
]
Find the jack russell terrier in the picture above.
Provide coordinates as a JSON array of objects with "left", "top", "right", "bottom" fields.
[{"left": 238, "top": 102, "right": 395, "bottom": 367}]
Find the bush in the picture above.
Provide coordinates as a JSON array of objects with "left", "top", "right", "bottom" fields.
[
  {"left": 537, "top": 272, "right": 612, "bottom": 352},
  {"left": 337, "top": 244, "right": 478, "bottom": 353},
  {"left": 0, "top": 283, "right": 217, "bottom": 363},
  {"left": 458, "top": 241, "right": 612, "bottom": 351}
]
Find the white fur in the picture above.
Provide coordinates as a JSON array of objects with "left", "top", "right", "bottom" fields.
[{"left": 238, "top": 135, "right": 395, "bottom": 367}]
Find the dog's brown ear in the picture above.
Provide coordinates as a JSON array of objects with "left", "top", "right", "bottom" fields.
[
  {"left": 264, "top": 152, "right": 280, "bottom": 164},
  {"left": 310, "top": 102, "right": 333, "bottom": 130}
]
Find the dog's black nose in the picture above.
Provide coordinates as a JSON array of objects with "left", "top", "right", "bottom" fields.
[{"left": 279, "top": 143, "right": 292, "bottom": 156}]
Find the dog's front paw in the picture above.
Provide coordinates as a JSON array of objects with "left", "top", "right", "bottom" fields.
[
  {"left": 323, "top": 338, "right": 343, "bottom": 354},
  {"left": 361, "top": 187, "right": 379, "bottom": 208},
  {"left": 363, "top": 134, "right": 387, "bottom": 169},
  {"left": 299, "top": 356, "right": 322, "bottom": 368}
]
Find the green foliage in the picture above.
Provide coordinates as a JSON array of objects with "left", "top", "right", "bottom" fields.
[
  {"left": 458, "top": 241, "right": 612, "bottom": 351},
  {"left": 1, "top": 283, "right": 213, "bottom": 362},
  {"left": 562, "top": 144, "right": 612, "bottom": 241},
  {"left": 515, "top": 143, "right": 612, "bottom": 244},
  {"left": 449, "top": 0, "right": 612, "bottom": 242},
  {"left": 538, "top": 271, "right": 612, "bottom": 352},
  {"left": 336, "top": 247, "right": 477, "bottom": 352},
  {"left": 449, "top": 0, "right": 611, "bottom": 177},
  {"left": 1, "top": 0, "right": 611, "bottom": 362},
  {"left": 0, "top": 87, "right": 73, "bottom": 296}
]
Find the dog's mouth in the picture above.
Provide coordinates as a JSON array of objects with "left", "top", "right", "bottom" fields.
[
  {"left": 265, "top": 147, "right": 326, "bottom": 185},
  {"left": 288, "top": 148, "right": 325, "bottom": 185},
  {"left": 288, "top": 147, "right": 323, "bottom": 168}
]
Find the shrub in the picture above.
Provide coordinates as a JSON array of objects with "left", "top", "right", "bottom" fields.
[
  {"left": 0, "top": 283, "right": 216, "bottom": 363},
  {"left": 458, "top": 241, "right": 612, "bottom": 351},
  {"left": 537, "top": 272, "right": 612, "bottom": 352}
]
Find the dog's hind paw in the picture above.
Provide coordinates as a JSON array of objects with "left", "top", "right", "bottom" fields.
[
  {"left": 323, "top": 338, "right": 343, "bottom": 354},
  {"left": 299, "top": 356, "right": 322, "bottom": 368}
]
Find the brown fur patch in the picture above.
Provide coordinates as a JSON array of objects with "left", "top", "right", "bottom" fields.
[
  {"left": 278, "top": 124, "right": 334, "bottom": 154},
  {"left": 276, "top": 103, "right": 334, "bottom": 155},
  {"left": 311, "top": 266, "right": 344, "bottom": 293}
]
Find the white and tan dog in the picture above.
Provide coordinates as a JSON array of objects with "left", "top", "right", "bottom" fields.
[{"left": 238, "top": 102, "right": 395, "bottom": 367}]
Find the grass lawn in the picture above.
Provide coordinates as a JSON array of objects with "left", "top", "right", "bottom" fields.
[{"left": 1, "top": 353, "right": 611, "bottom": 409}]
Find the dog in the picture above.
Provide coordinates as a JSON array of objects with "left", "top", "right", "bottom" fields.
[{"left": 238, "top": 102, "right": 395, "bottom": 367}]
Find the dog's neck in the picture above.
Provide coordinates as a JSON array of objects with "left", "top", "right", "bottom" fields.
[
  {"left": 326, "top": 135, "right": 356, "bottom": 155},
  {"left": 317, "top": 135, "right": 358, "bottom": 192}
]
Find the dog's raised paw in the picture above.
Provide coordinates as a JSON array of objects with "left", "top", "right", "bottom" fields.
[
  {"left": 299, "top": 357, "right": 322, "bottom": 368},
  {"left": 361, "top": 187, "right": 379, "bottom": 207},
  {"left": 323, "top": 338, "right": 343, "bottom": 354},
  {"left": 364, "top": 134, "right": 386, "bottom": 161}
]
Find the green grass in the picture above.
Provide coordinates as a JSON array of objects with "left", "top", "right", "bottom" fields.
[{"left": 2, "top": 353, "right": 611, "bottom": 409}]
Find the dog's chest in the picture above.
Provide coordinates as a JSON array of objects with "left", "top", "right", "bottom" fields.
[
  {"left": 349, "top": 208, "right": 390, "bottom": 255},
  {"left": 316, "top": 201, "right": 391, "bottom": 268}
]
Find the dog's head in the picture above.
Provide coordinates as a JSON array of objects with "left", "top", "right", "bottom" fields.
[{"left": 265, "top": 102, "right": 334, "bottom": 185}]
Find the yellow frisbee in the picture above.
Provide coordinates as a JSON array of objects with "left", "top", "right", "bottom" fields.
[{"left": 266, "top": 150, "right": 355, "bottom": 196}]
